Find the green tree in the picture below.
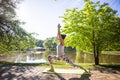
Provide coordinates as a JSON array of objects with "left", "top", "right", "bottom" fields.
[
  {"left": 0, "top": 0, "right": 36, "bottom": 54},
  {"left": 15, "top": 33, "right": 37, "bottom": 51},
  {"left": 36, "top": 40, "right": 44, "bottom": 47},
  {"left": 61, "top": 0, "right": 120, "bottom": 65},
  {"left": 43, "top": 37, "right": 57, "bottom": 51}
]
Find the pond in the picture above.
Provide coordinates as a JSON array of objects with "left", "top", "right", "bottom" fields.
[{"left": 0, "top": 51, "right": 120, "bottom": 64}]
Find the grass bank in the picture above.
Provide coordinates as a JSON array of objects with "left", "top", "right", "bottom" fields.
[{"left": 0, "top": 61, "right": 120, "bottom": 69}]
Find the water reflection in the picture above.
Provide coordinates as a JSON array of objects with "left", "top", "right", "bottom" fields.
[
  {"left": 15, "top": 55, "right": 46, "bottom": 63},
  {"left": 14, "top": 52, "right": 46, "bottom": 63},
  {"left": 75, "top": 51, "right": 120, "bottom": 64},
  {"left": 14, "top": 51, "right": 76, "bottom": 63},
  {"left": 26, "top": 56, "right": 46, "bottom": 63},
  {"left": 0, "top": 51, "right": 120, "bottom": 64}
]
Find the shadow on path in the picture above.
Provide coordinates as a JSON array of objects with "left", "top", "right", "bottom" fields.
[
  {"left": 0, "top": 66, "right": 34, "bottom": 80},
  {"left": 69, "top": 74, "right": 91, "bottom": 80},
  {"left": 1, "top": 65, "right": 120, "bottom": 80},
  {"left": 54, "top": 73, "right": 66, "bottom": 80}
]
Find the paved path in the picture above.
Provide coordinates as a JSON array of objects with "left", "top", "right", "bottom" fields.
[{"left": 0, "top": 66, "right": 120, "bottom": 80}]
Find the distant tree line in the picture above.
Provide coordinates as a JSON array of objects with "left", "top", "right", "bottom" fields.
[{"left": 36, "top": 37, "right": 75, "bottom": 51}]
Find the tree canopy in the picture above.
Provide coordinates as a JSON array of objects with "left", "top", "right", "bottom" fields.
[
  {"left": 0, "top": 0, "right": 36, "bottom": 54},
  {"left": 61, "top": 0, "right": 120, "bottom": 65}
]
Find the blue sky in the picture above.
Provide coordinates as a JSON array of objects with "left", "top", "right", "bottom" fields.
[{"left": 16, "top": 0, "right": 120, "bottom": 40}]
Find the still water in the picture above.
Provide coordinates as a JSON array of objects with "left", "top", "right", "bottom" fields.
[
  {"left": 0, "top": 51, "right": 120, "bottom": 64},
  {"left": 0, "top": 51, "right": 76, "bottom": 63}
]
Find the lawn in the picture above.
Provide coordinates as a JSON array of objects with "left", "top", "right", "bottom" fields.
[{"left": 0, "top": 61, "right": 120, "bottom": 69}]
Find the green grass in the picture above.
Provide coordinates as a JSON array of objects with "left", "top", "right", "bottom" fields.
[{"left": 0, "top": 61, "right": 120, "bottom": 69}]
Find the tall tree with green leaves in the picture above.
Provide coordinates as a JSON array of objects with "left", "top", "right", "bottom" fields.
[
  {"left": 0, "top": 0, "right": 36, "bottom": 54},
  {"left": 61, "top": 0, "right": 120, "bottom": 65}
]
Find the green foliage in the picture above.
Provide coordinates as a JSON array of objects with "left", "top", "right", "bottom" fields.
[
  {"left": 36, "top": 40, "right": 44, "bottom": 47},
  {"left": 0, "top": 0, "right": 37, "bottom": 54},
  {"left": 62, "top": 0, "right": 120, "bottom": 51},
  {"left": 61, "top": 0, "right": 120, "bottom": 65},
  {"left": 43, "top": 37, "right": 57, "bottom": 51}
]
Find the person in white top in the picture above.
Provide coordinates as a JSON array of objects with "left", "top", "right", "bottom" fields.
[{"left": 48, "top": 24, "right": 88, "bottom": 73}]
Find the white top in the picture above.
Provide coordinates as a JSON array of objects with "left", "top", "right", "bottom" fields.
[{"left": 57, "top": 43, "right": 65, "bottom": 56}]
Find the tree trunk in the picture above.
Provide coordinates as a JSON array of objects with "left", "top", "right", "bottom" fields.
[
  {"left": 93, "top": 43, "right": 99, "bottom": 65},
  {"left": 94, "top": 53, "right": 99, "bottom": 65}
]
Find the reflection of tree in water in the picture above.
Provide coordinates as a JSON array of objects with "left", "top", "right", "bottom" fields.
[
  {"left": 65, "top": 51, "right": 76, "bottom": 62},
  {"left": 28, "top": 51, "right": 84, "bottom": 63},
  {"left": 42, "top": 51, "right": 76, "bottom": 63},
  {"left": 42, "top": 51, "right": 56, "bottom": 59},
  {"left": 28, "top": 54, "right": 43, "bottom": 60},
  {"left": 1, "top": 51, "right": 120, "bottom": 64},
  {"left": 75, "top": 51, "right": 120, "bottom": 64},
  {"left": 36, "top": 51, "right": 120, "bottom": 64}
]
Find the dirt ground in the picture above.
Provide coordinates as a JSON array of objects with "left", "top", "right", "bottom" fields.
[{"left": 0, "top": 65, "right": 120, "bottom": 80}]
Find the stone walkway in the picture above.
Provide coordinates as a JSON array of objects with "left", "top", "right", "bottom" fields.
[{"left": 0, "top": 66, "right": 120, "bottom": 80}]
